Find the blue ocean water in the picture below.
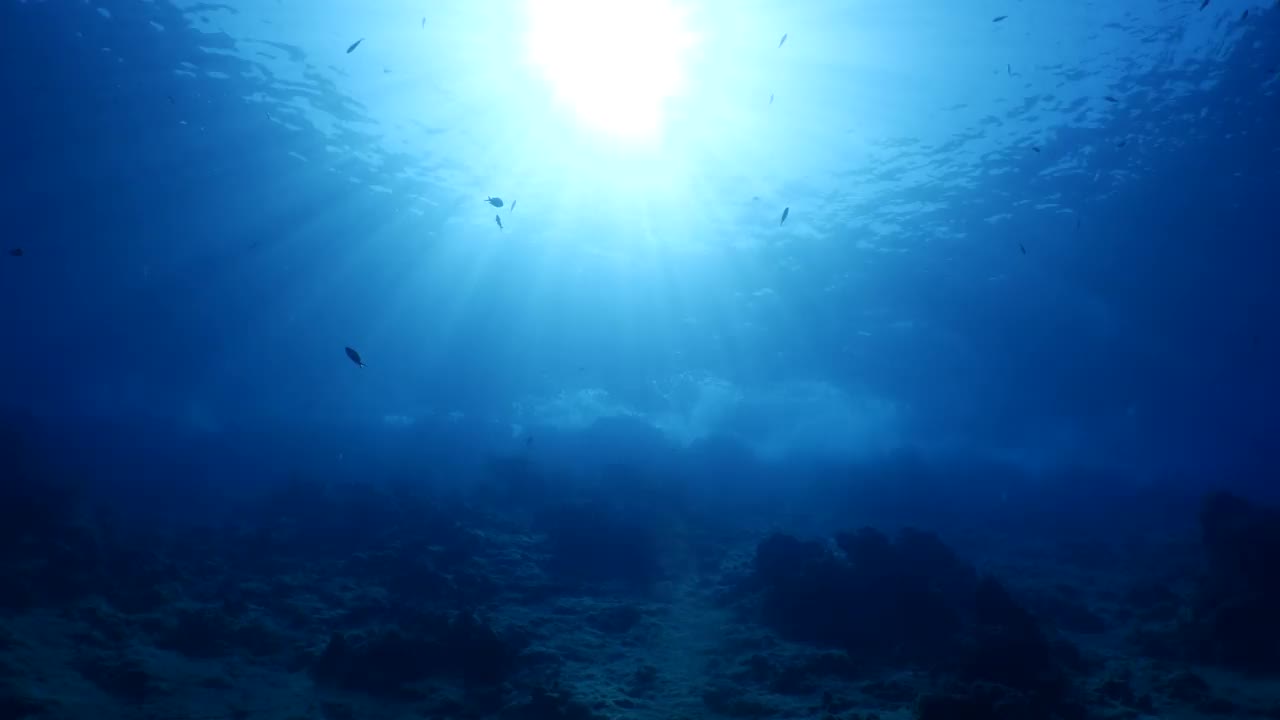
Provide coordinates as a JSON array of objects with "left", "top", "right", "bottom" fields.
[{"left": 2, "top": 1, "right": 1280, "bottom": 718}]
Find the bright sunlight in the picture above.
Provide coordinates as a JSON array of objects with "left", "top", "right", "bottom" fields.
[{"left": 524, "top": 0, "right": 696, "bottom": 140}]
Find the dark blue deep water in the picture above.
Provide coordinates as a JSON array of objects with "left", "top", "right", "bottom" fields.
[{"left": 3, "top": 1, "right": 1280, "bottom": 719}]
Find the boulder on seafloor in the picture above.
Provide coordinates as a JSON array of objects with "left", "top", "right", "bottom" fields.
[
  {"left": 310, "top": 612, "right": 521, "bottom": 697},
  {"left": 1188, "top": 492, "right": 1280, "bottom": 671}
]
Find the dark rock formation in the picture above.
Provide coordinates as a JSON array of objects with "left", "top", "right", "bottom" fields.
[
  {"left": 916, "top": 684, "right": 1035, "bottom": 720},
  {"left": 0, "top": 687, "right": 48, "bottom": 720},
  {"left": 501, "top": 686, "right": 605, "bottom": 720},
  {"left": 751, "top": 528, "right": 974, "bottom": 664},
  {"left": 968, "top": 576, "right": 1054, "bottom": 690},
  {"left": 1189, "top": 492, "right": 1280, "bottom": 671},
  {"left": 1161, "top": 671, "right": 1239, "bottom": 716},
  {"left": 702, "top": 684, "right": 778, "bottom": 718},
  {"left": 150, "top": 606, "right": 286, "bottom": 659},
  {"left": 73, "top": 654, "right": 153, "bottom": 705},
  {"left": 750, "top": 530, "right": 1091, "bottom": 720},
  {"left": 310, "top": 612, "right": 520, "bottom": 697}
]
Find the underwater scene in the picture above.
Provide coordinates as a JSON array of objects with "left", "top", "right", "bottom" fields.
[{"left": 3, "top": 0, "right": 1280, "bottom": 718}]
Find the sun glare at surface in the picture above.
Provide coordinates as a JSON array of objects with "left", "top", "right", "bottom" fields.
[{"left": 524, "top": 0, "right": 695, "bottom": 140}]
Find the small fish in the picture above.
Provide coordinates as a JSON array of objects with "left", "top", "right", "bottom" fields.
[
  {"left": 1032, "top": 146, "right": 1041, "bottom": 153},
  {"left": 1241, "top": 10, "right": 1249, "bottom": 20},
  {"left": 495, "top": 214, "right": 503, "bottom": 230},
  {"left": 421, "top": 17, "right": 426, "bottom": 29},
  {"left": 510, "top": 200, "right": 517, "bottom": 213},
  {"left": 486, "top": 196, "right": 504, "bottom": 208},
  {"left": 345, "top": 346, "right": 366, "bottom": 368},
  {"left": 346, "top": 38, "right": 363, "bottom": 54},
  {"left": 1116, "top": 139, "right": 1127, "bottom": 148},
  {"left": 769, "top": 93, "right": 774, "bottom": 105},
  {"left": 1104, "top": 95, "right": 1119, "bottom": 103},
  {"left": 778, "top": 33, "right": 787, "bottom": 48},
  {"left": 8, "top": 248, "right": 22, "bottom": 257},
  {"left": 780, "top": 207, "right": 790, "bottom": 226},
  {"left": 1018, "top": 243, "right": 1026, "bottom": 255},
  {"left": 1199, "top": 0, "right": 1209, "bottom": 10},
  {"left": 993, "top": 15, "right": 1008, "bottom": 22},
  {"left": 1007, "top": 63, "right": 1012, "bottom": 76}
]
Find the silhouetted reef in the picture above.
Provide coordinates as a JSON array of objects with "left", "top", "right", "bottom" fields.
[
  {"left": 1188, "top": 491, "right": 1280, "bottom": 671},
  {"left": 2, "top": 418, "right": 1279, "bottom": 719}
]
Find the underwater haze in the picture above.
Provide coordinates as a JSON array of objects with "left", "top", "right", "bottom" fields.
[{"left": 3, "top": 1, "right": 1280, "bottom": 719}]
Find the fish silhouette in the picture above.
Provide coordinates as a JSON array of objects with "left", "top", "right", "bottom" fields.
[{"left": 345, "top": 346, "right": 366, "bottom": 368}]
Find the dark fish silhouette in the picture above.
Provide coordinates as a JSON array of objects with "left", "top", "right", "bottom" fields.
[
  {"left": 778, "top": 33, "right": 787, "bottom": 48},
  {"left": 495, "top": 214, "right": 503, "bottom": 230},
  {"left": 1199, "top": 0, "right": 1209, "bottom": 10},
  {"left": 486, "top": 196, "right": 504, "bottom": 208},
  {"left": 1032, "top": 146, "right": 1041, "bottom": 153},
  {"left": 421, "top": 17, "right": 426, "bottom": 29},
  {"left": 345, "top": 346, "right": 366, "bottom": 368},
  {"left": 993, "top": 15, "right": 1008, "bottom": 22},
  {"left": 780, "top": 207, "right": 790, "bottom": 226},
  {"left": 510, "top": 200, "right": 517, "bottom": 213},
  {"left": 347, "top": 38, "right": 363, "bottom": 54},
  {"left": 1241, "top": 10, "right": 1249, "bottom": 20},
  {"left": 1019, "top": 243, "right": 1026, "bottom": 255},
  {"left": 1007, "top": 64, "right": 1012, "bottom": 76},
  {"left": 8, "top": 248, "right": 22, "bottom": 257},
  {"left": 1104, "top": 95, "right": 1119, "bottom": 103},
  {"left": 769, "top": 93, "right": 774, "bottom": 104},
  {"left": 1116, "top": 139, "right": 1127, "bottom": 148}
]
